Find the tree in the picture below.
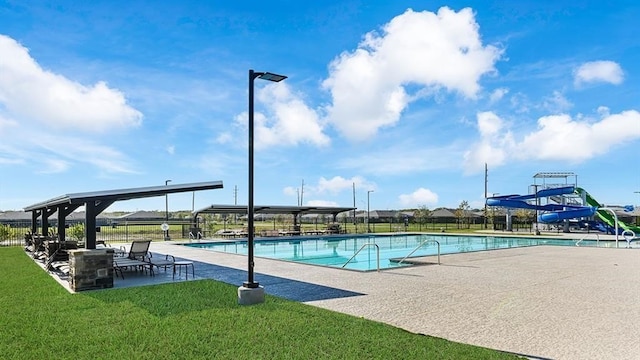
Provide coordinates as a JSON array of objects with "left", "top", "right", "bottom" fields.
[
  {"left": 514, "top": 208, "right": 535, "bottom": 230},
  {"left": 414, "top": 206, "right": 432, "bottom": 231},
  {"left": 455, "top": 201, "right": 471, "bottom": 229}
]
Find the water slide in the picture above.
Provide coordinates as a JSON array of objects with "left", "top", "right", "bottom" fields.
[
  {"left": 576, "top": 187, "right": 640, "bottom": 235},
  {"left": 486, "top": 186, "right": 596, "bottom": 223}
]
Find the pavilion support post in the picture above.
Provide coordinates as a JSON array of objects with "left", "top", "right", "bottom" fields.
[
  {"left": 85, "top": 202, "right": 97, "bottom": 249},
  {"left": 31, "top": 210, "right": 39, "bottom": 234}
]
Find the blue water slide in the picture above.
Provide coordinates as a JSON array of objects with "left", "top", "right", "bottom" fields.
[
  {"left": 538, "top": 207, "right": 596, "bottom": 222},
  {"left": 486, "top": 186, "right": 596, "bottom": 223}
]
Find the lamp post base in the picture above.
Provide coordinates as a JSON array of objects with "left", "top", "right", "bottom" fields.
[{"left": 238, "top": 284, "right": 265, "bottom": 305}]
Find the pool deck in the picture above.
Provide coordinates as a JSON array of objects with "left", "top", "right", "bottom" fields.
[{"left": 57, "top": 232, "right": 640, "bottom": 359}]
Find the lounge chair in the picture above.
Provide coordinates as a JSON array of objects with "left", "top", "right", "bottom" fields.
[
  {"left": 125, "top": 240, "right": 151, "bottom": 260},
  {"left": 112, "top": 240, "right": 153, "bottom": 279},
  {"left": 147, "top": 253, "right": 175, "bottom": 272},
  {"left": 113, "top": 257, "right": 154, "bottom": 280}
]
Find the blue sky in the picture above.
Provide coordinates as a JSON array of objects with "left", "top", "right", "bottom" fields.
[{"left": 1, "top": 1, "right": 639, "bottom": 213}]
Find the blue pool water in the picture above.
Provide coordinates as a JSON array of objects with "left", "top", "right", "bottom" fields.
[{"left": 182, "top": 234, "right": 612, "bottom": 271}]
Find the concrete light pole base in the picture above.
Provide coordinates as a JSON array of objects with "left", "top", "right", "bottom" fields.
[{"left": 238, "top": 285, "right": 265, "bottom": 305}]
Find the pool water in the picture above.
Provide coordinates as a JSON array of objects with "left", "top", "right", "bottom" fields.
[{"left": 182, "top": 234, "right": 615, "bottom": 271}]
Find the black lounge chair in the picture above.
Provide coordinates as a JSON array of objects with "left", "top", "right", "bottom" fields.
[
  {"left": 113, "top": 240, "right": 153, "bottom": 279},
  {"left": 147, "top": 253, "right": 175, "bottom": 272}
]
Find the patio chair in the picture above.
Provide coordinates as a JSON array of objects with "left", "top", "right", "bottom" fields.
[
  {"left": 113, "top": 257, "right": 154, "bottom": 280},
  {"left": 112, "top": 240, "right": 153, "bottom": 279},
  {"left": 125, "top": 240, "right": 151, "bottom": 260},
  {"left": 147, "top": 253, "right": 175, "bottom": 272}
]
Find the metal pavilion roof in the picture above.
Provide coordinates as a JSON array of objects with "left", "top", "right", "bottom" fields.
[
  {"left": 24, "top": 181, "right": 223, "bottom": 211},
  {"left": 193, "top": 204, "right": 355, "bottom": 217},
  {"left": 23, "top": 181, "right": 224, "bottom": 249}
]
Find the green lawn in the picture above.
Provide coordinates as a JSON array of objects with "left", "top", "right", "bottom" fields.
[{"left": 0, "top": 247, "right": 518, "bottom": 359}]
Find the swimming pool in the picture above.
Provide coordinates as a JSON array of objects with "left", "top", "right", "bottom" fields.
[{"left": 183, "top": 233, "right": 619, "bottom": 271}]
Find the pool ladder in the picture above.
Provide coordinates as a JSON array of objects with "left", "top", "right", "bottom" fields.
[
  {"left": 342, "top": 243, "right": 380, "bottom": 272},
  {"left": 575, "top": 233, "right": 599, "bottom": 247},
  {"left": 397, "top": 238, "right": 441, "bottom": 265}
]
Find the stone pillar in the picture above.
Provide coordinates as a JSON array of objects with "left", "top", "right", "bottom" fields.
[{"left": 68, "top": 249, "right": 114, "bottom": 292}]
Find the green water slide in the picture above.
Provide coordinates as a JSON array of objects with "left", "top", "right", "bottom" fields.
[{"left": 577, "top": 187, "right": 640, "bottom": 234}]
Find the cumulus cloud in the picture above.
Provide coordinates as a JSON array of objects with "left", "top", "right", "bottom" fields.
[
  {"left": 574, "top": 60, "right": 624, "bottom": 86},
  {"left": 463, "top": 111, "right": 514, "bottom": 173},
  {"left": 322, "top": 7, "right": 502, "bottom": 140},
  {"left": 463, "top": 109, "right": 640, "bottom": 172},
  {"left": 399, "top": 188, "right": 439, "bottom": 207},
  {"left": 251, "top": 83, "right": 330, "bottom": 149},
  {"left": 516, "top": 110, "right": 640, "bottom": 161},
  {"left": 0, "top": 35, "right": 143, "bottom": 132},
  {"left": 0, "top": 35, "right": 143, "bottom": 175}
]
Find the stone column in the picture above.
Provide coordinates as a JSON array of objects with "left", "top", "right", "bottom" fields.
[{"left": 68, "top": 249, "right": 114, "bottom": 292}]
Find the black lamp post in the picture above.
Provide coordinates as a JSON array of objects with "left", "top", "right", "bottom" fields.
[
  {"left": 244, "top": 69, "right": 287, "bottom": 290},
  {"left": 165, "top": 179, "right": 171, "bottom": 240}
]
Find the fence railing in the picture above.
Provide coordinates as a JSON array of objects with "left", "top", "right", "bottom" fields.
[{"left": 0, "top": 221, "right": 195, "bottom": 247}]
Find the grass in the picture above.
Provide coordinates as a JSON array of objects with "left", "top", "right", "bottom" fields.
[{"left": 0, "top": 247, "right": 519, "bottom": 360}]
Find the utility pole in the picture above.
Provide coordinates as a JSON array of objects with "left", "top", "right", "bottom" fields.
[{"left": 484, "top": 163, "right": 488, "bottom": 229}]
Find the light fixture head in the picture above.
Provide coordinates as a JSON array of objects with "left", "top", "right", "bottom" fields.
[{"left": 258, "top": 72, "right": 287, "bottom": 82}]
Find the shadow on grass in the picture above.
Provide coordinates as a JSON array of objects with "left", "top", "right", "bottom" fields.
[
  {"left": 83, "top": 259, "right": 364, "bottom": 317},
  {"left": 191, "top": 260, "right": 365, "bottom": 302}
]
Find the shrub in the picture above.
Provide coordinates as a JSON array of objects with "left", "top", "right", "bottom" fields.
[
  {"left": 68, "top": 223, "right": 85, "bottom": 241},
  {"left": 0, "top": 224, "right": 13, "bottom": 240}
]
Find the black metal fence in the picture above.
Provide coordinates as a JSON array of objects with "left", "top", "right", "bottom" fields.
[{"left": 0, "top": 220, "right": 196, "bottom": 247}]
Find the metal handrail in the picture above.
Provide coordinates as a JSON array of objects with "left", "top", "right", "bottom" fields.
[
  {"left": 622, "top": 229, "right": 636, "bottom": 248},
  {"left": 342, "top": 243, "right": 380, "bottom": 272},
  {"left": 397, "top": 237, "right": 440, "bottom": 265},
  {"left": 575, "top": 233, "right": 599, "bottom": 247}
]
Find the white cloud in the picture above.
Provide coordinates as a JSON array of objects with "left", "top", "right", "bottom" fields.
[
  {"left": 489, "top": 87, "right": 509, "bottom": 103},
  {"left": 477, "top": 111, "right": 503, "bottom": 137},
  {"left": 574, "top": 60, "right": 624, "bottom": 86},
  {"left": 463, "top": 109, "right": 640, "bottom": 172},
  {"left": 541, "top": 90, "right": 572, "bottom": 113},
  {"left": 516, "top": 110, "right": 640, "bottom": 161},
  {"left": 36, "top": 159, "right": 70, "bottom": 174},
  {"left": 29, "top": 133, "right": 138, "bottom": 174},
  {"left": 215, "top": 132, "right": 233, "bottom": 144},
  {"left": 0, "top": 35, "right": 143, "bottom": 132},
  {"left": 399, "top": 188, "right": 439, "bottom": 207},
  {"left": 253, "top": 83, "right": 330, "bottom": 149},
  {"left": 337, "top": 143, "right": 461, "bottom": 176},
  {"left": 322, "top": 7, "right": 502, "bottom": 141},
  {"left": 306, "top": 199, "right": 340, "bottom": 207},
  {"left": 463, "top": 111, "right": 514, "bottom": 173},
  {"left": 315, "top": 176, "right": 373, "bottom": 194},
  {"left": 284, "top": 176, "right": 375, "bottom": 201},
  {"left": 166, "top": 145, "right": 175, "bottom": 155},
  {"left": 283, "top": 186, "right": 298, "bottom": 197}
]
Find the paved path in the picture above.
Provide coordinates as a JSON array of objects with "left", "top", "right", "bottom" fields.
[{"left": 146, "top": 235, "right": 640, "bottom": 360}]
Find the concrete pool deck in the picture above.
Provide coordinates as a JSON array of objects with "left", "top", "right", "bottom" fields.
[{"left": 138, "top": 232, "right": 640, "bottom": 360}]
